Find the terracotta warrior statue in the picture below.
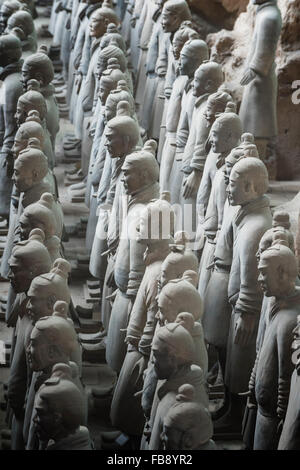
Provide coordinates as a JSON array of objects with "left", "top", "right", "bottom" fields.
[
  {"left": 12, "top": 139, "right": 51, "bottom": 207},
  {"left": 148, "top": 0, "right": 191, "bottom": 141},
  {"left": 198, "top": 104, "right": 243, "bottom": 299},
  {"left": 146, "top": 322, "right": 209, "bottom": 450},
  {"left": 25, "top": 301, "right": 82, "bottom": 449},
  {"left": 15, "top": 79, "right": 54, "bottom": 168},
  {"left": 158, "top": 22, "right": 200, "bottom": 190},
  {"left": 157, "top": 272, "right": 207, "bottom": 374},
  {"left": 0, "top": 33, "right": 23, "bottom": 218},
  {"left": 22, "top": 49, "right": 59, "bottom": 151},
  {"left": 7, "top": 229, "right": 52, "bottom": 448},
  {"left": 0, "top": 0, "right": 21, "bottom": 34},
  {"left": 139, "top": 0, "right": 166, "bottom": 133},
  {"left": 278, "top": 315, "right": 300, "bottom": 450},
  {"left": 19, "top": 192, "right": 63, "bottom": 243},
  {"left": 179, "top": 61, "right": 224, "bottom": 236},
  {"left": 85, "top": 70, "right": 130, "bottom": 253},
  {"left": 0, "top": 141, "right": 53, "bottom": 282},
  {"left": 5, "top": 9, "right": 37, "bottom": 58},
  {"left": 106, "top": 142, "right": 160, "bottom": 373},
  {"left": 247, "top": 241, "right": 300, "bottom": 449},
  {"left": 89, "top": 103, "right": 140, "bottom": 334},
  {"left": 17, "top": 192, "right": 63, "bottom": 262},
  {"left": 166, "top": 39, "right": 209, "bottom": 205},
  {"left": 239, "top": 0, "right": 282, "bottom": 172},
  {"left": 194, "top": 89, "right": 233, "bottom": 222},
  {"left": 8, "top": 258, "right": 71, "bottom": 449},
  {"left": 255, "top": 212, "right": 295, "bottom": 353},
  {"left": 33, "top": 363, "right": 92, "bottom": 450},
  {"left": 110, "top": 193, "right": 174, "bottom": 436},
  {"left": 202, "top": 141, "right": 260, "bottom": 423},
  {"left": 162, "top": 384, "right": 216, "bottom": 450},
  {"left": 141, "top": 270, "right": 208, "bottom": 437},
  {"left": 74, "top": 5, "right": 119, "bottom": 167},
  {"left": 218, "top": 157, "right": 272, "bottom": 432}
]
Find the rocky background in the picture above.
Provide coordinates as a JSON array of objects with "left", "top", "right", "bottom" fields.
[{"left": 189, "top": 0, "right": 300, "bottom": 181}]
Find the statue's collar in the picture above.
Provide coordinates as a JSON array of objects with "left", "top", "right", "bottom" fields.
[
  {"left": 40, "top": 83, "right": 55, "bottom": 98},
  {"left": 195, "top": 93, "right": 209, "bottom": 108},
  {"left": 234, "top": 195, "right": 270, "bottom": 225}
]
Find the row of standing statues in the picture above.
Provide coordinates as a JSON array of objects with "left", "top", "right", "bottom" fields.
[{"left": 0, "top": 0, "right": 299, "bottom": 451}]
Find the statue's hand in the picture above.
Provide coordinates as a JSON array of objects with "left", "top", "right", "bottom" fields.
[
  {"left": 75, "top": 72, "right": 83, "bottom": 94},
  {"left": 240, "top": 68, "right": 257, "bottom": 86},
  {"left": 234, "top": 313, "right": 257, "bottom": 347},
  {"left": 164, "top": 88, "right": 172, "bottom": 100},
  {"left": 130, "top": 16, "right": 137, "bottom": 28},
  {"left": 146, "top": 70, "right": 156, "bottom": 78},
  {"left": 182, "top": 170, "right": 202, "bottom": 199}
]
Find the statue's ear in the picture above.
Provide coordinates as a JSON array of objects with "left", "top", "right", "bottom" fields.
[{"left": 32, "top": 169, "right": 39, "bottom": 180}]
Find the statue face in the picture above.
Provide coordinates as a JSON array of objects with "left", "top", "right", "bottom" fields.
[
  {"left": 33, "top": 395, "right": 59, "bottom": 442},
  {"left": 192, "top": 68, "right": 211, "bottom": 97},
  {"left": 27, "top": 328, "right": 51, "bottom": 371},
  {"left": 8, "top": 264, "right": 32, "bottom": 293},
  {"left": 105, "top": 126, "right": 125, "bottom": 158},
  {"left": 21, "top": 64, "right": 31, "bottom": 89},
  {"left": 204, "top": 100, "right": 219, "bottom": 127},
  {"left": 15, "top": 102, "right": 27, "bottom": 127},
  {"left": 99, "top": 80, "right": 113, "bottom": 106},
  {"left": 258, "top": 258, "right": 281, "bottom": 297},
  {"left": 226, "top": 171, "right": 250, "bottom": 206},
  {"left": 12, "top": 159, "right": 34, "bottom": 192},
  {"left": 178, "top": 51, "right": 193, "bottom": 77},
  {"left": 12, "top": 134, "right": 26, "bottom": 159},
  {"left": 161, "top": 9, "right": 179, "bottom": 33},
  {"left": 121, "top": 165, "right": 141, "bottom": 195},
  {"left": 19, "top": 213, "right": 34, "bottom": 240},
  {"left": 172, "top": 38, "right": 184, "bottom": 61},
  {"left": 89, "top": 15, "right": 106, "bottom": 38},
  {"left": 210, "top": 125, "right": 228, "bottom": 154},
  {"left": 26, "top": 293, "right": 53, "bottom": 324},
  {"left": 157, "top": 295, "right": 175, "bottom": 326},
  {"left": 152, "top": 337, "right": 176, "bottom": 379}
]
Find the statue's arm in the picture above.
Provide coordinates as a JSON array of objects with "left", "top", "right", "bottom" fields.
[
  {"left": 126, "top": 283, "right": 147, "bottom": 348},
  {"left": 190, "top": 113, "right": 210, "bottom": 172},
  {"left": 146, "top": 25, "right": 159, "bottom": 75},
  {"left": 127, "top": 220, "right": 146, "bottom": 297},
  {"left": 1, "top": 82, "right": 22, "bottom": 157},
  {"left": 277, "top": 320, "right": 295, "bottom": 419},
  {"left": 234, "top": 230, "right": 264, "bottom": 318},
  {"left": 249, "top": 15, "right": 281, "bottom": 78},
  {"left": 77, "top": 29, "right": 91, "bottom": 76},
  {"left": 138, "top": 278, "right": 159, "bottom": 356},
  {"left": 175, "top": 104, "right": 189, "bottom": 154}
]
